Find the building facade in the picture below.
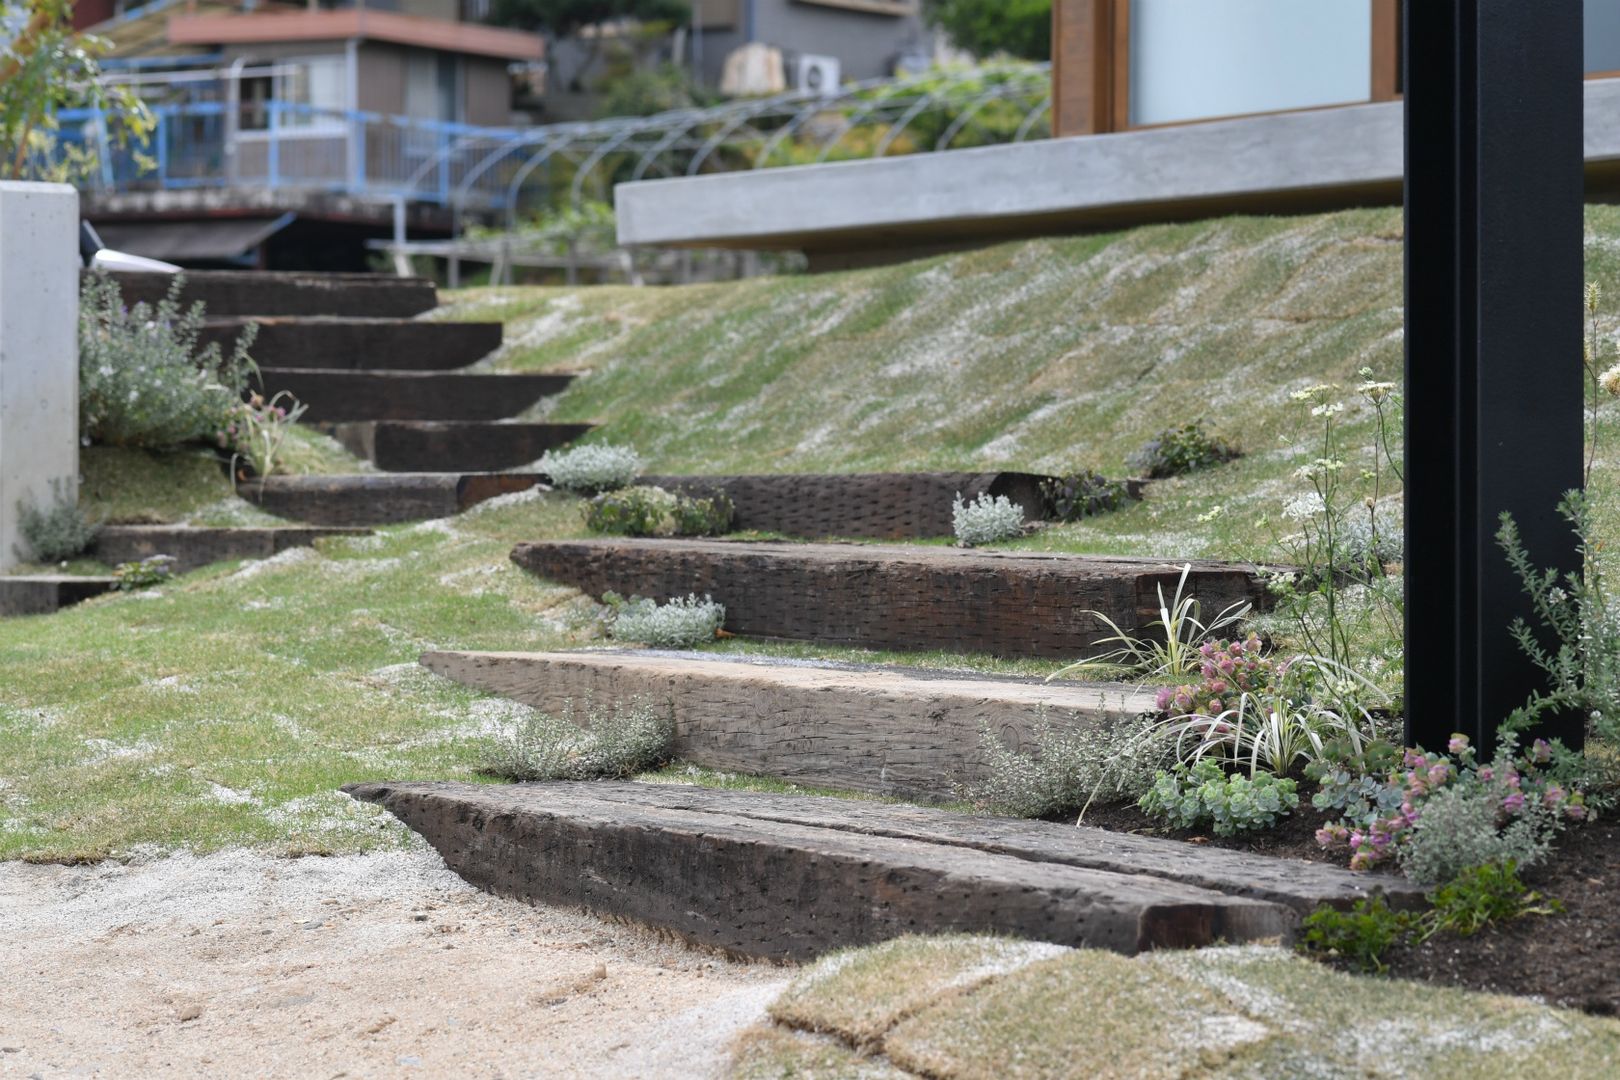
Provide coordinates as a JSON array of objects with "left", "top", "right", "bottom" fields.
[
  {"left": 689, "top": 0, "right": 929, "bottom": 90},
  {"left": 75, "top": 0, "right": 543, "bottom": 268}
]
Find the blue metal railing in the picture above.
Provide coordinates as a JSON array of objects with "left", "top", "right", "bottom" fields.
[
  {"left": 58, "top": 101, "right": 520, "bottom": 209},
  {"left": 59, "top": 63, "right": 1054, "bottom": 216}
]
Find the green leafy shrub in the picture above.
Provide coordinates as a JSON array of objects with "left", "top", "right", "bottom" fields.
[
  {"left": 1497, "top": 490, "right": 1620, "bottom": 741},
  {"left": 1427, "top": 861, "right": 1562, "bottom": 937},
  {"left": 604, "top": 593, "right": 726, "bottom": 648},
  {"left": 113, "top": 553, "right": 175, "bottom": 590},
  {"left": 16, "top": 481, "right": 98, "bottom": 561},
  {"left": 1040, "top": 470, "right": 1132, "bottom": 522},
  {"left": 1126, "top": 422, "right": 1239, "bottom": 479},
  {"left": 1138, "top": 759, "right": 1299, "bottom": 836},
  {"left": 585, "top": 484, "right": 676, "bottom": 535},
  {"left": 585, "top": 485, "right": 734, "bottom": 537},
  {"left": 952, "top": 492, "right": 1024, "bottom": 546},
  {"left": 1397, "top": 782, "right": 1560, "bottom": 886},
  {"left": 79, "top": 272, "right": 258, "bottom": 449},
  {"left": 1297, "top": 896, "right": 1414, "bottom": 974},
  {"left": 671, "top": 489, "right": 736, "bottom": 537},
  {"left": 478, "top": 698, "right": 674, "bottom": 781},
  {"left": 1, "top": 0, "right": 152, "bottom": 183},
  {"left": 1298, "top": 862, "right": 1561, "bottom": 974},
  {"left": 540, "top": 443, "right": 643, "bottom": 494},
  {"left": 968, "top": 708, "right": 1167, "bottom": 819}
]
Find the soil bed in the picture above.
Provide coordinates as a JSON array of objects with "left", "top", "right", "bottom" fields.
[
  {"left": 1078, "top": 796, "right": 1620, "bottom": 1015},
  {"left": 1380, "top": 819, "right": 1620, "bottom": 1015},
  {"left": 1076, "top": 796, "right": 1343, "bottom": 864}
]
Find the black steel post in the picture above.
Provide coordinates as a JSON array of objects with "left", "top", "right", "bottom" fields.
[{"left": 1404, "top": 0, "right": 1586, "bottom": 752}]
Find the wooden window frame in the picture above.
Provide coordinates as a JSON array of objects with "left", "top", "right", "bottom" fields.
[
  {"left": 1054, "top": 0, "right": 1620, "bottom": 137},
  {"left": 1054, "top": 0, "right": 1400, "bottom": 135}
]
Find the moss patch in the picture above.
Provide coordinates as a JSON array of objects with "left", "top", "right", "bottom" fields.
[{"left": 737, "top": 938, "right": 1620, "bottom": 1079}]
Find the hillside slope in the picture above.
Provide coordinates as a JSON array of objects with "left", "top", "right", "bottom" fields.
[{"left": 453, "top": 208, "right": 1412, "bottom": 476}]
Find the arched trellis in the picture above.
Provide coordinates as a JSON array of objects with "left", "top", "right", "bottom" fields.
[
  {"left": 429, "top": 63, "right": 1053, "bottom": 221},
  {"left": 932, "top": 84, "right": 1031, "bottom": 151}
]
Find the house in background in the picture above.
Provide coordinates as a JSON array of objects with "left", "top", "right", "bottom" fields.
[
  {"left": 688, "top": 0, "right": 931, "bottom": 92},
  {"left": 73, "top": 0, "right": 543, "bottom": 269}
]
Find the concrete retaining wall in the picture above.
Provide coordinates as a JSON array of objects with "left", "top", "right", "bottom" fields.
[
  {"left": 0, "top": 182, "right": 79, "bottom": 571},
  {"left": 617, "top": 77, "right": 1620, "bottom": 257}
]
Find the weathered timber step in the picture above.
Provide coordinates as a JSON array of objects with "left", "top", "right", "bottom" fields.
[
  {"left": 94, "top": 525, "right": 372, "bottom": 573},
  {"left": 343, "top": 780, "right": 1296, "bottom": 960},
  {"left": 255, "top": 369, "right": 575, "bottom": 424},
  {"left": 103, "top": 270, "right": 437, "bottom": 318},
  {"left": 199, "top": 318, "right": 502, "bottom": 372},
  {"left": 640, "top": 471, "right": 1073, "bottom": 540},
  {"left": 0, "top": 575, "right": 119, "bottom": 616},
  {"left": 247, "top": 472, "right": 542, "bottom": 526},
  {"left": 562, "top": 783, "right": 1427, "bottom": 917},
  {"left": 325, "top": 420, "right": 594, "bottom": 473},
  {"left": 421, "top": 649, "right": 1154, "bottom": 800},
  {"left": 509, "top": 540, "right": 1270, "bottom": 659}
]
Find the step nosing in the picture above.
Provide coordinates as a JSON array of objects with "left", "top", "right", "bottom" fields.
[
  {"left": 354, "top": 781, "right": 1265, "bottom": 902},
  {"left": 345, "top": 779, "right": 1299, "bottom": 957}
]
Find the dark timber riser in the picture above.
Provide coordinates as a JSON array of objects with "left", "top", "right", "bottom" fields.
[
  {"left": 94, "top": 525, "right": 372, "bottom": 573},
  {"left": 326, "top": 421, "right": 595, "bottom": 472},
  {"left": 0, "top": 576, "right": 119, "bottom": 616},
  {"left": 344, "top": 781, "right": 1296, "bottom": 961},
  {"left": 509, "top": 540, "right": 1271, "bottom": 659},
  {"left": 420, "top": 649, "right": 1155, "bottom": 800},
  {"left": 248, "top": 473, "right": 543, "bottom": 526},
  {"left": 103, "top": 270, "right": 437, "bottom": 318},
  {"left": 538, "top": 782, "right": 1427, "bottom": 917},
  {"left": 254, "top": 369, "right": 575, "bottom": 424},
  {"left": 639, "top": 472, "right": 1061, "bottom": 540},
  {"left": 199, "top": 318, "right": 502, "bottom": 372}
]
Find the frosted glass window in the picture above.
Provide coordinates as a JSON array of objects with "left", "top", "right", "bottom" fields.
[
  {"left": 278, "top": 55, "right": 347, "bottom": 130},
  {"left": 1589, "top": 0, "right": 1620, "bottom": 74},
  {"left": 1128, "top": 0, "right": 1373, "bottom": 126}
]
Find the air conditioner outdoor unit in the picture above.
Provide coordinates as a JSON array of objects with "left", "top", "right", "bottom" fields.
[{"left": 794, "top": 54, "right": 842, "bottom": 96}]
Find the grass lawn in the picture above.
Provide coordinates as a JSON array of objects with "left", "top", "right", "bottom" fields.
[
  {"left": 8, "top": 204, "right": 1620, "bottom": 863},
  {"left": 734, "top": 936, "right": 1620, "bottom": 1077}
]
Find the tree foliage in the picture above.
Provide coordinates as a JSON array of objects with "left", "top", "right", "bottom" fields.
[
  {"left": 489, "top": 0, "right": 690, "bottom": 37},
  {"left": 1, "top": 0, "right": 152, "bottom": 180},
  {"left": 923, "top": 0, "right": 1050, "bottom": 62}
]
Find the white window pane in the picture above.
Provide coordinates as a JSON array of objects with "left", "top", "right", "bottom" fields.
[
  {"left": 1589, "top": 0, "right": 1620, "bottom": 74},
  {"left": 1129, "top": 0, "right": 1373, "bottom": 127}
]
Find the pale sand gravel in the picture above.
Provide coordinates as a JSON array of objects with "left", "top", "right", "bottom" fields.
[{"left": 0, "top": 847, "right": 788, "bottom": 1079}]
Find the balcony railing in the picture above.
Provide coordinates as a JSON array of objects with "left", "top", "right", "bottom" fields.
[
  {"left": 60, "top": 62, "right": 1053, "bottom": 217},
  {"left": 58, "top": 101, "right": 521, "bottom": 209}
]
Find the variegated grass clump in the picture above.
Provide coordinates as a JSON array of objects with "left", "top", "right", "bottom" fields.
[
  {"left": 952, "top": 492, "right": 1024, "bottom": 546},
  {"left": 605, "top": 593, "right": 726, "bottom": 648},
  {"left": 478, "top": 698, "right": 674, "bottom": 781},
  {"left": 539, "top": 443, "right": 644, "bottom": 494},
  {"left": 1049, "top": 564, "right": 1250, "bottom": 682}
]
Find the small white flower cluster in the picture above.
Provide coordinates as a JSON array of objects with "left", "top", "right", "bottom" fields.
[
  {"left": 539, "top": 443, "right": 644, "bottom": 493},
  {"left": 951, "top": 492, "right": 1025, "bottom": 547},
  {"left": 609, "top": 594, "right": 726, "bottom": 648}
]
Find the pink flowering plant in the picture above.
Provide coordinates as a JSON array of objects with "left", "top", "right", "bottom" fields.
[
  {"left": 1311, "top": 732, "right": 1587, "bottom": 876},
  {"left": 217, "top": 390, "right": 307, "bottom": 482},
  {"left": 1149, "top": 635, "right": 1386, "bottom": 778}
]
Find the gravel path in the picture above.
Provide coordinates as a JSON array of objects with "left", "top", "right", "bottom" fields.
[{"left": 0, "top": 847, "right": 787, "bottom": 1078}]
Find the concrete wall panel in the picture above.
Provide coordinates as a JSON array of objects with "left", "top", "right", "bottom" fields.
[{"left": 0, "top": 182, "right": 80, "bottom": 571}]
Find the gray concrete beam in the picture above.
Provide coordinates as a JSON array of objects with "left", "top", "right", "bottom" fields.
[{"left": 616, "top": 77, "right": 1620, "bottom": 254}]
